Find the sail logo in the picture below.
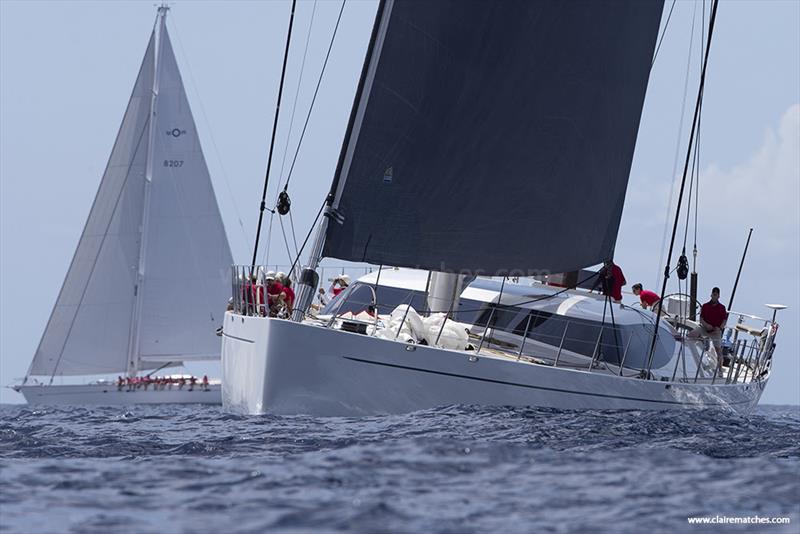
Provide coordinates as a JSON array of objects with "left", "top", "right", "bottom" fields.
[{"left": 166, "top": 128, "right": 186, "bottom": 138}]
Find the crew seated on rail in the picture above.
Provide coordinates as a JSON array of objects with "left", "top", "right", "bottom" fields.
[{"left": 688, "top": 287, "right": 729, "bottom": 359}]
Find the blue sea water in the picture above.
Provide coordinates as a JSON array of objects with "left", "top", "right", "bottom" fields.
[{"left": 0, "top": 404, "right": 798, "bottom": 533}]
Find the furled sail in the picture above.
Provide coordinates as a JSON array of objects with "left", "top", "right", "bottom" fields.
[
  {"left": 136, "top": 28, "right": 233, "bottom": 363},
  {"left": 323, "top": 0, "right": 664, "bottom": 276}
]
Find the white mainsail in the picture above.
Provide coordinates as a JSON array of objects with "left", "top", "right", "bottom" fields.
[{"left": 27, "top": 11, "right": 232, "bottom": 380}]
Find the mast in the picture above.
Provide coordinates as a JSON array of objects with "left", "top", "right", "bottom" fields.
[{"left": 126, "top": 4, "right": 167, "bottom": 377}]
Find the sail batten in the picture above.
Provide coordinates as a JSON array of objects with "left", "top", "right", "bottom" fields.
[{"left": 323, "top": 0, "right": 664, "bottom": 276}]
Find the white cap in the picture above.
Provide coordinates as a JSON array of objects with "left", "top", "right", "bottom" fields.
[
  {"left": 265, "top": 270, "right": 276, "bottom": 281},
  {"left": 339, "top": 274, "right": 351, "bottom": 285}
]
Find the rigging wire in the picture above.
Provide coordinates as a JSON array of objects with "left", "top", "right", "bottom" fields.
[
  {"left": 280, "top": 0, "right": 347, "bottom": 193},
  {"left": 277, "top": 0, "right": 319, "bottom": 189},
  {"left": 263, "top": 209, "right": 276, "bottom": 267},
  {"left": 278, "top": 216, "right": 296, "bottom": 272},
  {"left": 288, "top": 199, "right": 327, "bottom": 278},
  {"left": 646, "top": 0, "right": 720, "bottom": 375},
  {"left": 694, "top": 0, "right": 707, "bottom": 272},
  {"left": 288, "top": 209, "right": 301, "bottom": 260},
  {"left": 651, "top": 0, "right": 678, "bottom": 68},
  {"left": 251, "top": 0, "right": 298, "bottom": 270},
  {"left": 264, "top": 0, "right": 345, "bottom": 269},
  {"left": 262, "top": 0, "right": 318, "bottom": 268},
  {"left": 654, "top": 0, "right": 697, "bottom": 287}
]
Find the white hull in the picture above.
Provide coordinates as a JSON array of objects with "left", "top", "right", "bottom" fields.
[
  {"left": 17, "top": 383, "right": 221, "bottom": 405},
  {"left": 221, "top": 313, "right": 765, "bottom": 416}
]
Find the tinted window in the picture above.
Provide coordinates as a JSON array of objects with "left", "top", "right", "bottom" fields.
[{"left": 320, "top": 283, "right": 428, "bottom": 316}]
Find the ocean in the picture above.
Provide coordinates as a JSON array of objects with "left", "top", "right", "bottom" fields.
[{"left": 1, "top": 404, "right": 798, "bottom": 533}]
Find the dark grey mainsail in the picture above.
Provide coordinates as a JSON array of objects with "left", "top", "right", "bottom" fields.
[{"left": 322, "top": 0, "right": 663, "bottom": 275}]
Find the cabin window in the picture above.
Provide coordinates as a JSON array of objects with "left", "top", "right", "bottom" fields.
[{"left": 320, "top": 283, "right": 428, "bottom": 316}]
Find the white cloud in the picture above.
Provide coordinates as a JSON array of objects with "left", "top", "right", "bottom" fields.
[{"left": 700, "top": 103, "right": 800, "bottom": 254}]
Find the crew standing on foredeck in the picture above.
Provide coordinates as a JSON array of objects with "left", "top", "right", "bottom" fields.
[{"left": 592, "top": 259, "right": 626, "bottom": 304}]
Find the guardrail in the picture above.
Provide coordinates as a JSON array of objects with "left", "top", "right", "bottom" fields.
[{"left": 229, "top": 266, "right": 776, "bottom": 385}]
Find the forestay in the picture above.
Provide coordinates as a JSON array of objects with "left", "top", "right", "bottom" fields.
[{"left": 323, "top": 0, "right": 663, "bottom": 276}]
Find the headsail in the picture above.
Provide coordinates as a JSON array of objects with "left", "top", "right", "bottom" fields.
[
  {"left": 323, "top": 0, "right": 664, "bottom": 276},
  {"left": 28, "top": 34, "right": 155, "bottom": 377},
  {"left": 137, "top": 26, "right": 233, "bottom": 363}
]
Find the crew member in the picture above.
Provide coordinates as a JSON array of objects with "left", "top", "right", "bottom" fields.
[
  {"left": 632, "top": 283, "right": 660, "bottom": 310},
  {"left": 592, "top": 260, "right": 626, "bottom": 303},
  {"left": 315, "top": 287, "right": 330, "bottom": 309},
  {"left": 265, "top": 272, "right": 284, "bottom": 316},
  {"left": 281, "top": 278, "right": 296, "bottom": 317},
  {"left": 330, "top": 274, "right": 350, "bottom": 297},
  {"left": 689, "top": 287, "right": 729, "bottom": 357},
  {"left": 243, "top": 273, "right": 264, "bottom": 316}
]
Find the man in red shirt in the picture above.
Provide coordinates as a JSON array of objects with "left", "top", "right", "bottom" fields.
[
  {"left": 243, "top": 273, "right": 264, "bottom": 316},
  {"left": 592, "top": 260, "right": 626, "bottom": 304},
  {"left": 632, "top": 283, "right": 660, "bottom": 310},
  {"left": 265, "top": 272, "right": 284, "bottom": 317},
  {"left": 330, "top": 274, "right": 351, "bottom": 297},
  {"left": 689, "top": 287, "right": 728, "bottom": 359},
  {"left": 281, "top": 278, "right": 296, "bottom": 317}
]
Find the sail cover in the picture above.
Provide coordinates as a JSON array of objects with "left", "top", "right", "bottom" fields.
[
  {"left": 28, "top": 35, "right": 156, "bottom": 376},
  {"left": 323, "top": 0, "right": 664, "bottom": 276},
  {"left": 137, "top": 28, "right": 233, "bottom": 362}
]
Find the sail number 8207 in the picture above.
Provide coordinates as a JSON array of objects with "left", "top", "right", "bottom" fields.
[{"left": 163, "top": 160, "right": 184, "bottom": 167}]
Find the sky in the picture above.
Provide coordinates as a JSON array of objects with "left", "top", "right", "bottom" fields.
[{"left": 1, "top": 0, "right": 798, "bottom": 405}]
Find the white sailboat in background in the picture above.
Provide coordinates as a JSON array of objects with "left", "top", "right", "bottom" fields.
[{"left": 15, "top": 6, "right": 232, "bottom": 405}]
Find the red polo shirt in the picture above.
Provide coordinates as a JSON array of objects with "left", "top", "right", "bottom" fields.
[
  {"left": 605, "top": 264, "right": 626, "bottom": 301},
  {"left": 639, "top": 289, "right": 660, "bottom": 306},
  {"left": 283, "top": 286, "right": 296, "bottom": 306},
  {"left": 700, "top": 301, "right": 728, "bottom": 328},
  {"left": 267, "top": 282, "right": 284, "bottom": 304}
]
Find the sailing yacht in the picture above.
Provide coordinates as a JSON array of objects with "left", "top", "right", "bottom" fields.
[
  {"left": 15, "top": 6, "right": 232, "bottom": 405},
  {"left": 221, "top": 0, "right": 782, "bottom": 416}
]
